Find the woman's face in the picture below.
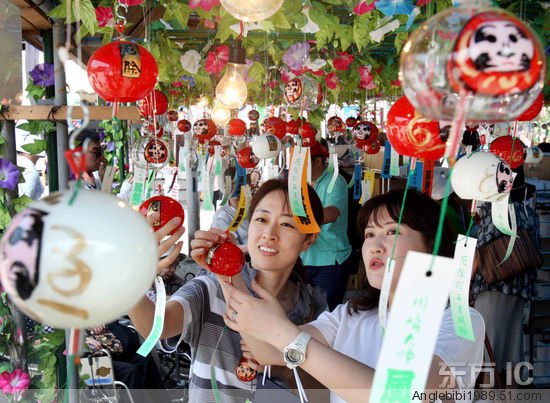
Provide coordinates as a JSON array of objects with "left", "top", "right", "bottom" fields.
[
  {"left": 248, "top": 190, "right": 315, "bottom": 274},
  {"left": 361, "top": 207, "right": 429, "bottom": 294}
]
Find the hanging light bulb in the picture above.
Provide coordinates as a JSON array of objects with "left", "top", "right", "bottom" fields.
[
  {"left": 215, "top": 40, "right": 248, "bottom": 109},
  {"left": 221, "top": 0, "right": 283, "bottom": 22},
  {"left": 211, "top": 101, "right": 232, "bottom": 127}
]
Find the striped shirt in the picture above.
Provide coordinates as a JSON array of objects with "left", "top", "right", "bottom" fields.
[{"left": 166, "top": 264, "right": 327, "bottom": 402}]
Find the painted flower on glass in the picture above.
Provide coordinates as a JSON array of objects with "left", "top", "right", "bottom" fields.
[
  {"left": 205, "top": 44, "right": 229, "bottom": 74},
  {"left": 0, "top": 369, "right": 30, "bottom": 394},
  {"left": 95, "top": 6, "right": 114, "bottom": 28},
  {"left": 325, "top": 72, "right": 340, "bottom": 90},
  {"left": 283, "top": 42, "right": 310, "bottom": 72},
  {"left": 333, "top": 53, "right": 354, "bottom": 71},
  {"left": 29, "top": 64, "right": 54, "bottom": 87},
  {"left": 0, "top": 159, "right": 20, "bottom": 191},
  {"left": 189, "top": 0, "right": 220, "bottom": 12},
  {"left": 359, "top": 66, "right": 377, "bottom": 89},
  {"left": 354, "top": 0, "right": 377, "bottom": 16}
]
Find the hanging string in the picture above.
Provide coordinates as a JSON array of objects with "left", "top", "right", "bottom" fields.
[
  {"left": 429, "top": 167, "right": 455, "bottom": 272},
  {"left": 388, "top": 166, "right": 415, "bottom": 262}
]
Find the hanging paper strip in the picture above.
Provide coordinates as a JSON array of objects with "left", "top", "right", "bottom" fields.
[
  {"left": 288, "top": 146, "right": 307, "bottom": 217},
  {"left": 381, "top": 141, "right": 392, "bottom": 179},
  {"left": 327, "top": 152, "right": 339, "bottom": 194},
  {"left": 390, "top": 144, "right": 400, "bottom": 177},
  {"left": 202, "top": 156, "right": 214, "bottom": 211},
  {"left": 137, "top": 276, "right": 166, "bottom": 356},
  {"left": 290, "top": 147, "right": 321, "bottom": 234},
  {"left": 421, "top": 159, "right": 435, "bottom": 196},
  {"left": 228, "top": 185, "right": 252, "bottom": 232},
  {"left": 408, "top": 160, "right": 423, "bottom": 191}
]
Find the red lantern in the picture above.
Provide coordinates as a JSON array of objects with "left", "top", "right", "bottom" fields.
[
  {"left": 345, "top": 117, "right": 357, "bottom": 128},
  {"left": 87, "top": 41, "right": 158, "bottom": 103},
  {"left": 228, "top": 118, "right": 247, "bottom": 136},
  {"left": 139, "top": 195, "right": 184, "bottom": 235},
  {"left": 167, "top": 110, "right": 179, "bottom": 122},
  {"left": 517, "top": 93, "right": 544, "bottom": 121},
  {"left": 352, "top": 121, "right": 379, "bottom": 145},
  {"left": 299, "top": 122, "right": 317, "bottom": 143},
  {"left": 143, "top": 138, "right": 169, "bottom": 163},
  {"left": 489, "top": 135, "right": 526, "bottom": 169},
  {"left": 137, "top": 89, "right": 168, "bottom": 117},
  {"left": 206, "top": 242, "right": 245, "bottom": 276},
  {"left": 386, "top": 96, "right": 446, "bottom": 160},
  {"left": 236, "top": 147, "right": 259, "bottom": 169},
  {"left": 448, "top": 10, "right": 544, "bottom": 97},
  {"left": 193, "top": 119, "right": 217, "bottom": 142},
  {"left": 177, "top": 119, "right": 192, "bottom": 133},
  {"left": 143, "top": 120, "right": 163, "bottom": 138},
  {"left": 365, "top": 140, "right": 381, "bottom": 155},
  {"left": 286, "top": 119, "right": 301, "bottom": 135},
  {"left": 261, "top": 117, "right": 286, "bottom": 139},
  {"left": 327, "top": 116, "right": 346, "bottom": 134}
]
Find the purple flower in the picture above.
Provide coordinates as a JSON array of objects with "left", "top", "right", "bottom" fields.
[
  {"left": 29, "top": 63, "right": 55, "bottom": 87},
  {"left": 106, "top": 141, "right": 115, "bottom": 152},
  {"left": 99, "top": 130, "right": 106, "bottom": 142},
  {"left": 283, "top": 42, "right": 310, "bottom": 71},
  {"left": 0, "top": 158, "right": 20, "bottom": 191}
]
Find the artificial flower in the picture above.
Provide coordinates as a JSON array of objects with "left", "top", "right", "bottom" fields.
[
  {"left": 301, "top": 7, "right": 319, "bottom": 33},
  {"left": 283, "top": 42, "right": 310, "bottom": 71},
  {"left": 333, "top": 52, "right": 354, "bottom": 71},
  {"left": 406, "top": 7, "right": 421, "bottom": 30},
  {"left": 391, "top": 79, "right": 401, "bottom": 87},
  {"left": 280, "top": 67, "right": 293, "bottom": 84},
  {"left": 95, "top": 6, "right": 114, "bottom": 28},
  {"left": 325, "top": 72, "right": 340, "bottom": 90},
  {"left": 359, "top": 66, "right": 377, "bottom": 89},
  {"left": 106, "top": 141, "right": 115, "bottom": 152},
  {"left": 180, "top": 50, "right": 202, "bottom": 75},
  {"left": 0, "top": 369, "right": 30, "bottom": 394},
  {"left": 370, "top": 19, "right": 400, "bottom": 43},
  {"left": 376, "top": 0, "right": 414, "bottom": 16},
  {"left": 189, "top": 0, "right": 220, "bottom": 12},
  {"left": 204, "top": 44, "right": 229, "bottom": 74},
  {"left": 230, "top": 21, "right": 262, "bottom": 37},
  {"left": 354, "top": 0, "right": 377, "bottom": 15},
  {"left": 416, "top": 0, "right": 433, "bottom": 5},
  {"left": 29, "top": 64, "right": 54, "bottom": 87},
  {"left": 0, "top": 159, "right": 20, "bottom": 191},
  {"left": 119, "top": 0, "right": 144, "bottom": 5}
]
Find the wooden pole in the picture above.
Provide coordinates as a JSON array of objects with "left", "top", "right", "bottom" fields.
[{"left": 0, "top": 105, "right": 141, "bottom": 122}]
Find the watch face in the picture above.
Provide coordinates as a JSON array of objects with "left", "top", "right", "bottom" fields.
[{"left": 286, "top": 348, "right": 304, "bottom": 364}]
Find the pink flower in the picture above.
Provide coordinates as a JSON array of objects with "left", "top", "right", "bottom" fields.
[
  {"left": 119, "top": 0, "right": 144, "bottom": 6},
  {"left": 268, "top": 80, "right": 278, "bottom": 89},
  {"left": 205, "top": 44, "right": 229, "bottom": 74},
  {"left": 189, "top": 0, "right": 220, "bottom": 12},
  {"left": 354, "top": 0, "right": 377, "bottom": 15},
  {"left": 416, "top": 0, "right": 433, "bottom": 6},
  {"left": 281, "top": 67, "right": 293, "bottom": 84},
  {"left": 95, "top": 7, "right": 114, "bottom": 28},
  {"left": 0, "top": 369, "right": 30, "bottom": 394},
  {"left": 391, "top": 79, "right": 401, "bottom": 87},
  {"left": 325, "top": 72, "right": 339, "bottom": 89},
  {"left": 359, "top": 66, "right": 377, "bottom": 89},
  {"left": 333, "top": 52, "right": 354, "bottom": 71}
]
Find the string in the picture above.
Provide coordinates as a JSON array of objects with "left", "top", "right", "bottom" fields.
[
  {"left": 429, "top": 167, "right": 454, "bottom": 272},
  {"left": 388, "top": 167, "right": 415, "bottom": 262}
]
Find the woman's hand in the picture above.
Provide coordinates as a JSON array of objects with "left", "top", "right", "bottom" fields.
[
  {"left": 222, "top": 279, "right": 293, "bottom": 345},
  {"left": 146, "top": 212, "right": 185, "bottom": 273},
  {"left": 240, "top": 340, "right": 263, "bottom": 370},
  {"left": 189, "top": 228, "right": 228, "bottom": 269}
]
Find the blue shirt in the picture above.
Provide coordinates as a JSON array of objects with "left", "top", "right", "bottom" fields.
[{"left": 301, "top": 168, "right": 352, "bottom": 266}]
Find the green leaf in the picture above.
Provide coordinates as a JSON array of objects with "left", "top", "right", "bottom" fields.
[
  {"left": 48, "top": 1, "right": 67, "bottom": 19},
  {"left": 12, "top": 196, "right": 32, "bottom": 213},
  {"left": 163, "top": 2, "right": 191, "bottom": 28},
  {"left": 394, "top": 31, "right": 409, "bottom": 54},
  {"left": 269, "top": 10, "right": 291, "bottom": 29},
  {"left": 73, "top": 24, "right": 90, "bottom": 45},
  {"left": 75, "top": 0, "right": 97, "bottom": 37},
  {"left": 0, "top": 209, "right": 11, "bottom": 231},
  {"left": 335, "top": 25, "right": 353, "bottom": 52},
  {"left": 22, "top": 139, "right": 47, "bottom": 155},
  {"left": 215, "top": 14, "right": 238, "bottom": 43},
  {"left": 247, "top": 62, "right": 266, "bottom": 88},
  {"left": 353, "top": 14, "right": 371, "bottom": 51}
]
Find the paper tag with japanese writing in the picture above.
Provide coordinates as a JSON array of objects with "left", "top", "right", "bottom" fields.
[
  {"left": 365, "top": 170, "right": 375, "bottom": 200},
  {"left": 491, "top": 195, "right": 516, "bottom": 237},
  {"left": 214, "top": 147, "right": 223, "bottom": 176},
  {"left": 292, "top": 147, "right": 321, "bottom": 234},
  {"left": 500, "top": 204, "right": 518, "bottom": 264},
  {"left": 202, "top": 157, "right": 214, "bottom": 211},
  {"left": 327, "top": 152, "right": 339, "bottom": 194},
  {"left": 120, "top": 43, "right": 142, "bottom": 78},
  {"left": 378, "top": 257, "right": 396, "bottom": 333},
  {"left": 421, "top": 160, "right": 435, "bottom": 196},
  {"left": 450, "top": 235, "right": 477, "bottom": 341},
  {"left": 137, "top": 276, "right": 166, "bottom": 357},
  {"left": 390, "top": 145, "right": 400, "bottom": 177},
  {"left": 227, "top": 185, "right": 251, "bottom": 232},
  {"left": 129, "top": 166, "right": 147, "bottom": 206},
  {"left": 288, "top": 146, "right": 307, "bottom": 217},
  {"left": 371, "top": 252, "right": 456, "bottom": 403}
]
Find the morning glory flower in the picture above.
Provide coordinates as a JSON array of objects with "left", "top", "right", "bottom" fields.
[
  {"left": 29, "top": 63, "right": 55, "bottom": 87},
  {"left": 0, "top": 158, "right": 20, "bottom": 191}
]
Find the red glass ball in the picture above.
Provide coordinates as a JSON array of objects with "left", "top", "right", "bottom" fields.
[
  {"left": 228, "top": 118, "right": 247, "bottom": 136},
  {"left": 139, "top": 195, "right": 184, "bottom": 235},
  {"left": 177, "top": 119, "right": 192, "bottom": 133},
  {"left": 299, "top": 121, "right": 317, "bottom": 140},
  {"left": 262, "top": 117, "right": 287, "bottom": 140},
  {"left": 193, "top": 119, "right": 217, "bottom": 142},
  {"left": 236, "top": 147, "right": 259, "bottom": 169},
  {"left": 489, "top": 135, "right": 526, "bottom": 169},
  {"left": 137, "top": 89, "right": 168, "bottom": 118},
  {"left": 286, "top": 119, "right": 300, "bottom": 135},
  {"left": 167, "top": 110, "right": 179, "bottom": 122},
  {"left": 386, "top": 96, "right": 446, "bottom": 160},
  {"left": 517, "top": 93, "right": 544, "bottom": 122},
  {"left": 235, "top": 357, "right": 257, "bottom": 382},
  {"left": 207, "top": 242, "right": 245, "bottom": 277},
  {"left": 365, "top": 140, "right": 381, "bottom": 155},
  {"left": 345, "top": 117, "right": 357, "bottom": 128},
  {"left": 248, "top": 110, "right": 260, "bottom": 121},
  {"left": 87, "top": 41, "right": 158, "bottom": 103}
]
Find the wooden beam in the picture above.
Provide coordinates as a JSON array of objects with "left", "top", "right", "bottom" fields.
[{"left": 0, "top": 105, "right": 141, "bottom": 122}]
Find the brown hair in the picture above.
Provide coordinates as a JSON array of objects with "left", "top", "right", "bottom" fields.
[
  {"left": 349, "top": 189, "right": 457, "bottom": 313},
  {"left": 248, "top": 178, "right": 324, "bottom": 282}
]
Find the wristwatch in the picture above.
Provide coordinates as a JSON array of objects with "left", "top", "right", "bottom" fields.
[{"left": 283, "top": 331, "right": 312, "bottom": 369}]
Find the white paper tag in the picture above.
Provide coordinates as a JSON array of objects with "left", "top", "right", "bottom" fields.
[
  {"left": 450, "top": 235, "right": 477, "bottom": 341},
  {"left": 371, "top": 251, "right": 457, "bottom": 402},
  {"left": 491, "top": 195, "right": 515, "bottom": 237},
  {"left": 378, "top": 258, "right": 396, "bottom": 333},
  {"left": 390, "top": 146, "right": 400, "bottom": 177},
  {"left": 327, "top": 152, "right": 339, "bottom": 194},
  {"left": 288, "top": 146, "right": 307, "bottom": 217},
  {"left": 137, "top": 276, "right": 166, "bottom": 357}
]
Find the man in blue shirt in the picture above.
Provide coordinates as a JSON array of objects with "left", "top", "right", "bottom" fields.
[{"left": 301, "top": 141, "right": 353, "bottom": 310}]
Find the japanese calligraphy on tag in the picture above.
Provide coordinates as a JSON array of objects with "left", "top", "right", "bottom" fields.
[{"left": 120, "top": 43, "right": 142, "bottom": 78}]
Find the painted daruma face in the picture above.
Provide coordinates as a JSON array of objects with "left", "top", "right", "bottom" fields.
[{"left": 284, "top": 78, "right": 302, "bottom": 103}]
